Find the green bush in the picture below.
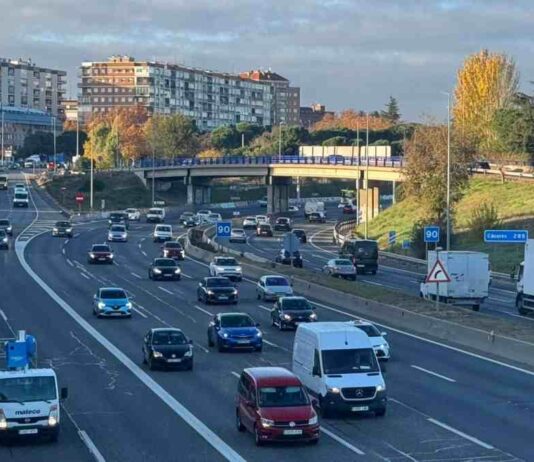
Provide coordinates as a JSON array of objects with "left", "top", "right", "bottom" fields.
[
  {"left": 467, "top": 203, "right": 501, "bottom": 236},
  {"left": 79, "top": 178, "right": 105, "bottom": 193}
]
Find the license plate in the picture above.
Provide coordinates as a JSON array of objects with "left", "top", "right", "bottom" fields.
[
  {"left": 99, "top": 257, "right": 106, "bottom": 261},
  {"left": 351, "top": 406, "right": 369, "bottom": 412},
  {"left": 164, "top": 274, "right": 172, "bottom": 277},
  {"left": 168, "top": 358, "right": 182, "bottom": 363},
  {"left": 218, "top": 296, "right": 228, "bottom": 300},
  {"left": 19, "top": 429, "right": 38, "bottom": 435},
  {"left": 357, "top": 265, "right": 365, "bottom": 268},
  {"left": 237, "top": 340, "right": 250, "bottom": 344},
  {"left": 283, "top": 429, "right": 302, "bottom": 435}
]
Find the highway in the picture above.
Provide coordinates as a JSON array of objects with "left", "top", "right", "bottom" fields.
[{"left": 0, "top": 180, "right": 533, "bottom": 461}]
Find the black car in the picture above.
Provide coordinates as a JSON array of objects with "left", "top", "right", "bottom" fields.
[
  {"left": 52, "top": 220, "right": 73, "bottom": 237},
  {"left": 197, "top": 277, "right": 238, "bottom": 305},
  {"left": 0, "top": 230, "right": 8, "bottom": 249},
  {"left": 308, "top": 212, "right": 326, "bottom": 223},
  {"left": 275, "top": 249, "right": 303, "bottom": 268},
  {"left": 270, "top": 296, "right": 317, "bottom": 330},
  {"left": 256, "top": 223, "right": 273, "bottom": 237},
  {"left": 88, "top": 244, "right": 114, "bottom": 264},
  {"left": 292, "top": 229, "right": 307, "bottom": 243},
  {"left": 148, "top": 258, "right": 181, "bottom": 280},
  {"left": 108, "top": 212, "right": 129, "bottom": 229},
  {"left": 340, "top": 239, "right": 379, "bottom": 274},
  {"left": 0, "top": 219, "right": 13, "bottom": 236},
  {"left": 183, "top": 216, "right": 199, "bottom": 228},
  {"left": 142, "top": 328, "right": 193, "bottom": 370},
  {"left": 274, "top": 217, "right": 292, "bottom": 232}
]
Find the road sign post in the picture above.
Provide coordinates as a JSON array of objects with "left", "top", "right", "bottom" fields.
[
  {"left": 75, "top": 192, "right": 84, "bottom": 215},
  {"left": 388, "top": 230, "right": 396, "bottom": 247},
  {"left": 426, "top": 250, "right": 451, "bottom": 310},
  {"left": 216, "top": 221, "right": 232, "bottom": 238}
]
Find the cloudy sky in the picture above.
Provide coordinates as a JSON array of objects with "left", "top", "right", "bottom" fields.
[{"left": 2, "top": 0, "right": 533, "bottom": 121}]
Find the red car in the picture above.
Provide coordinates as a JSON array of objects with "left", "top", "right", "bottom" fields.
[
  {"left": 161, "top": 241, "right": 185, "bottom": 260},
  {"left": 235, "top": 367, "right": 320, "bottom": 446},
  {"left": 342, "top": 204, "right": 356, "bottom": 214}
]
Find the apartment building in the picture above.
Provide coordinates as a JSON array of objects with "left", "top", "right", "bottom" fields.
[
  {"left": 61, "top": 99, "right": 78, "bottom": 123},
  {"left": 300, "top": 104, "right": 335, "bottom": 129},
  {"left": 78, "top": 56, "right": 273, "bottom": 130},
  {"left": 0, "top": 58, "right": 66, "bottom": 117},
  {"left": 239, "top": 70, "right": 300, "bottom": 126}
]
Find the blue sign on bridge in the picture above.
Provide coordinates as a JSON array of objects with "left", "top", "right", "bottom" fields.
[{"left": 483, "top": 230, "right": 528, "bottom": 243}]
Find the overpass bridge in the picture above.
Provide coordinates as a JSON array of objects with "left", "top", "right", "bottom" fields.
[{"left": 133, "top": 155, "right": 404, "bottom": 213}]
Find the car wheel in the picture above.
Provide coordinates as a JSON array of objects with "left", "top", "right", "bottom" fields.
[
  {"left": 142, "top": 351, "right": 147, "bottom": 364},
  {"left": 188, "top": 361, "right": 194, "bottom": 371},
  {"left": 309, "top": 438, "right": 319, "bottom": 445},
  {"left": 148, "top": 355, "right": 154, "bottom": 371},
  {"left": 256, "top": 291, "right": 261, "bottom": 300},
  {"left": 271, "top": 316, "right": 275, "bottom": 327},
  {"left": 197, "top": 292, "right": 202, "bottom": 302},
  {"left": 278, "top": 320, "right": 284, "bottom": 331},
  {"left": 148, "top": 271, "right": 152, "bottom": 280},
  {"left": 375, "top": 407, "right": 387, "bottom": 417},
  {"left": 208, "top": 332, "right": 214, "bottom": 347},
  {"left": 236, "top": 410, "right": 245, "bottom": 432},
  {"left": 254, "top": 425, "right": 263, "bottom": 446},
  {"left": 319, "top": 397, "right": 330, "bottom": 419},
  {"left": 255, "top": 345, "right": 263, "bottom": 353},
  {"left": 217, "top": 340, "right": 224, "bottom": 352},
  {"left": 176, "top": 275, "right": 181, "bottom": 281},
  {"left": 371, "top": 270, "right": 377, "bottom": 275},
  {"left": 472, "top": 304, "right": 480, "bottom": 312}
]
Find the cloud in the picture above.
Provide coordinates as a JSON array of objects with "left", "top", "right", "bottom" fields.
[{"left": 1, "top": 0, "right": 534, "bottom": 120}]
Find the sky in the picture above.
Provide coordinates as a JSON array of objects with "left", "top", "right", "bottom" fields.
[{"left": 1, "top": 0, "right": 533, "bottom": 121}]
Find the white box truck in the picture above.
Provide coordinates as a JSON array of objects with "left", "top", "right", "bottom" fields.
[
  {"left": 516, "top": 239, "right": 534, "bottom": 315},
  {"left": 304, "top": 201, "right": 325, "bottom": 218},
  {"left": 420, "top": 251, "right": 490, "bottom": 311}
]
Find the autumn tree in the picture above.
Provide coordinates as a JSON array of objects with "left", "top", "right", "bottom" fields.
[
  {"left": 112, "top": 107, "right": 149, "bottom": 162},
  {"left": 312, "top": 110, "right": 392, "bottom": 131},
  {"left": 197, "top": 148, "right": 223, "bottom": 159},
  {"left": 453, "top": 49, "right": 519, "bottom": 150},
  {"left": 83, "top": 114, "right": 114, "bottom": 168}
]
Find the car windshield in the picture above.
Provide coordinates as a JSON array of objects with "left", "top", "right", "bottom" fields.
[
  {"left": 181, "top": 212, "right": 194, "bottom": 217},
  {"left": 265, "top": 277, "right": 289, "bottom": 287},
  {"left": 111, "top": 225, "right": 125, "bottom": 232},
  {"left": 126, "top": 209, "right": 137, "bottom": 213},
  {"left": 110, "top": 214, "right": 122, "bottom": 219},
  {"left": 220, "top": 314, "right": 254, "bottom": 328},
  {"left": 92, "top": 245, "right": 110, "bottom": 252},
  {"left": 152, "top": 331, "right": 187, "bottom": 345},
  {"left": 293, "top": 230, "right": 304, "bottom": 236},
  {"left": 322, "top": 348, "right": 379, "bottom": 374},
  {"left": 245, "top": 217, "right": 256, "bottom": 222},
  {"left": 260, "top": 224, "right": 271, "bottom": 230},
  {"left": 157, "top": 226, "right": 171, "bottom": 232},
  {"left": 354, "top": 324, "right": 382, "bottom": 337},
  {"left": 335, "top": 260, "right": 352, "bottom": 266},
  {"left": 209, "top": 214, "right": 220, "bottom": 219},
  {"left": 258, "top": 386, "right": 309, "bottom": 408},
  {"left": 15, "top": 193, "right": 27, "bottom": 199},
  {"left": 216, "top": 258, "right": 238, "bottom": 266},
  {"left": 233, "top": 230, "right": 245, "bottom": 235},
  {"left": 56, "top": 221, "right": 70, "bottom": 227},
  {"left": 207, "top": 278, "right": 232, "bottom": 287},
  {"left": 0, "top": 220, "right": 10, "bottom": 226},
  {"left": 0, "top": 376, "right": 56, "bottom": 403},
  {"left": 282, "top": 298, "right": 311, "bottom": 310},
  {"left": 277, "top": 218, "right": 289, "bottom": 223},
  {"left": 149, "top": 209, "right": 163, "bottom": 215},
  {"left": 164, "top": 243, "right": 182, "bottom": 249},
  {"left": 154, "top": 259, "right": 176, "bottom": 267},
  {"left": 100, "top": 289, "right": 127, "bottom": 299}
]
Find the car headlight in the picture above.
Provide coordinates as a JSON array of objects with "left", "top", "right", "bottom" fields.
[
  {"left": 264, "top": 289, "right": 274, "bottom": 295},
  {"left": 48, "top": 405, "right": 59, "bottom": 427},
  {"left": 125, "top": 302, "right": 132, "bottom": 309},
  {"left": 207, "top": 290, "right": 214, "bottom": 295},
  {"left": 0, "top": 410, "right": 7, "bottom": 430},
  {"left": 7, "top": 227, "right": 11, "bottom": 232},
  {"left": 327, "top": 387, "right": 340, "bottom": 394},
  {"left": 152, "top": 351, "right": 163, "bottom": 358},
  {"left": 153, "top": 268, "right": 162, "bottom": 274},
  {"left": 261, "top": 417, "right": 274, "bottom": 428},
  {"left": 309, "top": 312, "right": 317, "bottom": 320},
  {"left": 376, "top": 343, "right": 388, "bottom": 349},
  {"left": 98, "top": 302, "right": 106, "bottom": 309},
  {"left": 222, "top": 332, "right": 229, "bottom": 338},
  {"left": 236, "top": 266, "right": 242, "bottom": 272},
  {"left": 232, "top": 289, "right": 238, "bottom": 295},
  {"left": 109, "top": 254, "right": 114, "bottom": 259},
  {"left": 283, "top": 314, "right": 291, "bottom": 321},
  {"left": 1, "top": 237, "right": 6, "bottom": 243},
  {"left": 163, "top": 250, "right": 169, "bottom": 256},
  {"left": 184, "top": 348, "right": 193, "bottom": 357},
  {"left": 66, "top": 228, "right": 72, "bottom": 233},
  {"left": 308, "top": 415, "right": 318, "bottom": 425},
  {"left": 256, "top": 331, "right": 262, "bottom": 337},
  {"left": 89, "top": 252, "right": 95, "bottom": 258},
  {"left": 174, "top": 268, "right": 181, "bottom": 274},
  {"left": 376, "top": 384, "right": 386, "bottom": 392},
  {"left": 53, "top": 227, "right": 58, "bottom": 232}
]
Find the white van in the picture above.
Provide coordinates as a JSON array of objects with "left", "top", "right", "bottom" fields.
[
  {"left": 13, "top": 191, "right": 29, "bottom": 208},
  {"left": 292, "top": 322, "right": 387, "bottom": 417},
  {"left": 146, "top": 208, "right": 165, "bottom": 223}
]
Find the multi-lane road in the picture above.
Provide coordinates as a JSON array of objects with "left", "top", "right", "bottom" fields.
[{"left": 0, "top": 178, "right": 533, "bottom": 461}]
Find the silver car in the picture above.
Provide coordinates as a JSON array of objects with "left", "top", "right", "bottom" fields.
[
  {"left": 256, "top": 275, "right": 293, "bottom": 301},
  {"left": 108, "top": 225, "right": 128, "bottom": 242},
  {"left": 324, "top": 258, "right": 356, "bottom": 280}
]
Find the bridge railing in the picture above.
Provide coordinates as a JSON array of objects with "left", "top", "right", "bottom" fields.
[{"left": 134, "top": 155, "right": 404, "bottom": 169}]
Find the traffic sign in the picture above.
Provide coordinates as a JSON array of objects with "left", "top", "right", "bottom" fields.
[
  {"left": 424, "top": 226, "right": 440, "bottom": 243},
  {"left": 484, "top": 230, "right": 528, "bottom": 243},
  {"left": 388, "top": 230, "right": 396, "bottom": 245},
  {"left": 402, "top": 239, "right": 410, "bottom": 250},
  {"left": 216, "top": 221, "right": 232, "bottom": 238},
  {"left": 283, "top": 232, "right": 300, "bottom": 253},
  {"left": 75, "top": 193, "right": 84, "bottom": 203},
  {"left": 426, "top": 259, "right": 451, "bottom": 283}
]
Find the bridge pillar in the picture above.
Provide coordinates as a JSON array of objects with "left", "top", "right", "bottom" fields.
[
  {"left": 186, "top": 178, "right": 212, "bottom": 206},
  {"left": 359, "top": 186, "right": 380, "bottom": 223},
  {"left": 267, "top": 177, "right": 290, "bottom": 215}
]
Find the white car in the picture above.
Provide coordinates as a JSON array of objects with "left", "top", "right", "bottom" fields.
[
  {"left": 288, "top": 205, "right": 299, "bottom": 213},
  {"left": 323, "top": 258, "right": 357, "bottom": 280},
  {"left": 256, "top": 275, "right": 293, "bottom": 301},
  {"left": 209, "top": 256, "right": 242, "bottom": 281},
  {"left": 229, "top": 228, "right": 247, "bottom": 243},
  {"left": 196, "top": 210, "right": 212, "bottom": 223},
  {"left": 348, "top": 320, "right": 390, "bottom": 361},
  {"left": 242, "top": 216, "right": 257, "bottom": 230},
  {"left": 153, "top": 224, "right": 173, "bottom": 242},
  {"left": 146, "top": 208, "right": 165, "bottom": 223},
  {"left": 108, "top": 224, "right": 128, "bottom": 242},
  {"left": 255, "top": 215, "right": 269, "bottom": 224},
  {"left": 206, "top": 213, "right": 222, "bottom": 224},
  {"left": 125, "top": 208, "right": 140, "bottom": 221}
]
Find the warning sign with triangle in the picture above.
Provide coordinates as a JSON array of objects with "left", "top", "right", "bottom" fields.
[{"left": 426, "top": 259, "right": 451, "bottom": 283}]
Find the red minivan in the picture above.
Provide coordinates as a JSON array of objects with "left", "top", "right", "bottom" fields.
[{"left": 235, "top": 367, "right": 320, "bottom": 446}]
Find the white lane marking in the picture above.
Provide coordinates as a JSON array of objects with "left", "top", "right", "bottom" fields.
[
  {"left": 231, "top": 371, "right": 240, "bottom": 379},
  {"left": 321, "top": 427, "right": 366, "bottom": 456},
  {"left": 15, "top": 241, "right": 247, "bottom": 462},
  {"left": 0, "top": 309, "right": 8, "bottom": 323},
  {"left": 194, "top": 343, "right": 209, "bottom": 354},
  {"left": 310, "top": 300, "right": 534, "bottom": 377},
  {"left": 138, "top": 243, "right": 142, "bottom": 249},
  {"left": 194, "top": 304, "right": 214, "bottom": 316},
  {"left": 258, "top": 305, "right": 271, "bottom": 312},
  {"left": 80, "top": 272, "right": 91, "bottom": 280},
  {"left": 64, "top": 239, "right": 70, "bottom": 245},
  {"left": 410, "top": 365, "right": 456, "bottom": 383},
  {"left": 489, "top": 296, "right": 513, "bottom": 304},
  {"left": 158, "top": 286, "right": 174, "bottom": 295},
  {"left": 131, "top": 306, "right": 148, "bottom": 318},
  {"left": 363, "top": 280, "right": 384, "bottom": 287},
  {"left": 141, "top": 250, "right": 147, "bottom": 257},
  {"left": 131, "top": 272, "right": 142, "bottom": 279},
  {"left": 427, "top": 418, "right": 494, "bottom": 450},
  {"left": 62, "top": 248, "right": 66, "bottom": 255},
  {"left": 181, "top": 273, "right": 193, "bottom": 279},
  {"left": 504, "top": 312, "right": 534, "bottom": 322},
  {"left": 66, "top": 258, "right": 74, "bottom": 267},
  {"left": 78, "top": 429, "right": 106, "bottom": 462},
  {"left": 262, "top": 339, "right": 279, "bottom": 348}
]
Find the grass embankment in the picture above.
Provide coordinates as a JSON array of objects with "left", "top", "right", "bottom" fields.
[{"left": 360, "top": 177, "right": 534, "bottom": 273}]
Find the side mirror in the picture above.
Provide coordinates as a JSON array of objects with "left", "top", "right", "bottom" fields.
[
  {"left": 188, "top": 339, "right": 194, "bottom": 345},
  {"left": 381, "top": 332, "right": 387, "bottom": 337},
  {"left": 245, "top": 399, "right": 255, "bottom": 408},
  {"left": 312, "top": 365, "right": 321, "bottom": 377},
  {"left": 310, "top": 397, "right": 319, "bottom": 408},
  {"left": 60, "top": 387, "right": 69, "bottom": 400},
  {"left": 255, "top": 323, "right": 260, "bottom": 327},
  {"left": 198, "top": 282, "right": 203, "bottom": 287}
]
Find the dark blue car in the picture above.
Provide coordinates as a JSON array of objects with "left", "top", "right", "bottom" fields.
[{"left": 207, "top": 313, "right": 262, "bottom": 352}]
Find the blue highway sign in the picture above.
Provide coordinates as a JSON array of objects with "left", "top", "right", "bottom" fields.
[
  {"left": 424, "top": 226, "right": 440, "bottom": 243},
  {"left": 388, "top": 230, "right": 397, "bottom": 245},
  {"left": 216, "top": 221, "right": 232, "bottom": 238},
  {"left": 484, "top": 230, "right": 528, "bottom": 243}
]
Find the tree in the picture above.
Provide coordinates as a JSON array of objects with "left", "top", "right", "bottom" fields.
[
  {"left": 381, "top": 96, "right": 401, "bottom": 124},
  {"left": 112, "top": 107, "right": 149, "bottom": 163},
  {"left": 453, "top": 49, "right": 519, "bottom": 150},
  {"left": 56, "top": 130, "right": 88, "bottom": 158},
  {"left": 322, "top": 136, "right": 349, "bottom": 146},
  {"left": 403, "top": 123, "right": 474, "bottom": 232},
  {"left": 312, "top": 110, "right": 393, "bottom": 131},
  {"left": 145, "top": 114, "right": 199, "bottom": 158},
  {"left": 197, "top": 148, "right": 223, "bottom": 159},
  {"left": 211, "top": 125, "right": 240, "bottom": 151},
  {"left": 83, "top": 116, "right": 114, "bottom": 168},
  {"left": 17, "top": 131, "right": 53, "bottom": 158}
]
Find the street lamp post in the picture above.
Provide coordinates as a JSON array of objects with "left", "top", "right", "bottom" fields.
[
  {"left": 443, "top": 91, "right": 452, "bottom": 251},
  {"left": 278, "top": 121, "right": 285, "bottom": 157},
  {"left": 151, "top": 143, "right": 155, "bottom": 206},
  {"left": 1, "top": 103, "right": 4, "bottom": 166},
  {"left": 364, "top": 114, "right": 370, "bottom": 239},
  {"left": 52, "top": 115, "right": 57, "bottom": 173}
]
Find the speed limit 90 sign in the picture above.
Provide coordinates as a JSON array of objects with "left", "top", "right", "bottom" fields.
[
  {"left": 216, "top": 221, "right": 232, "bottom": 237},
  {"left": 424, "top": 226, "right": 440, "bottom": 243}
]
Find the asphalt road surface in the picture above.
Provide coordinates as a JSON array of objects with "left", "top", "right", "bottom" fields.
[{"left": 0, "top": 179, "right": 532, "bottom": 461}]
